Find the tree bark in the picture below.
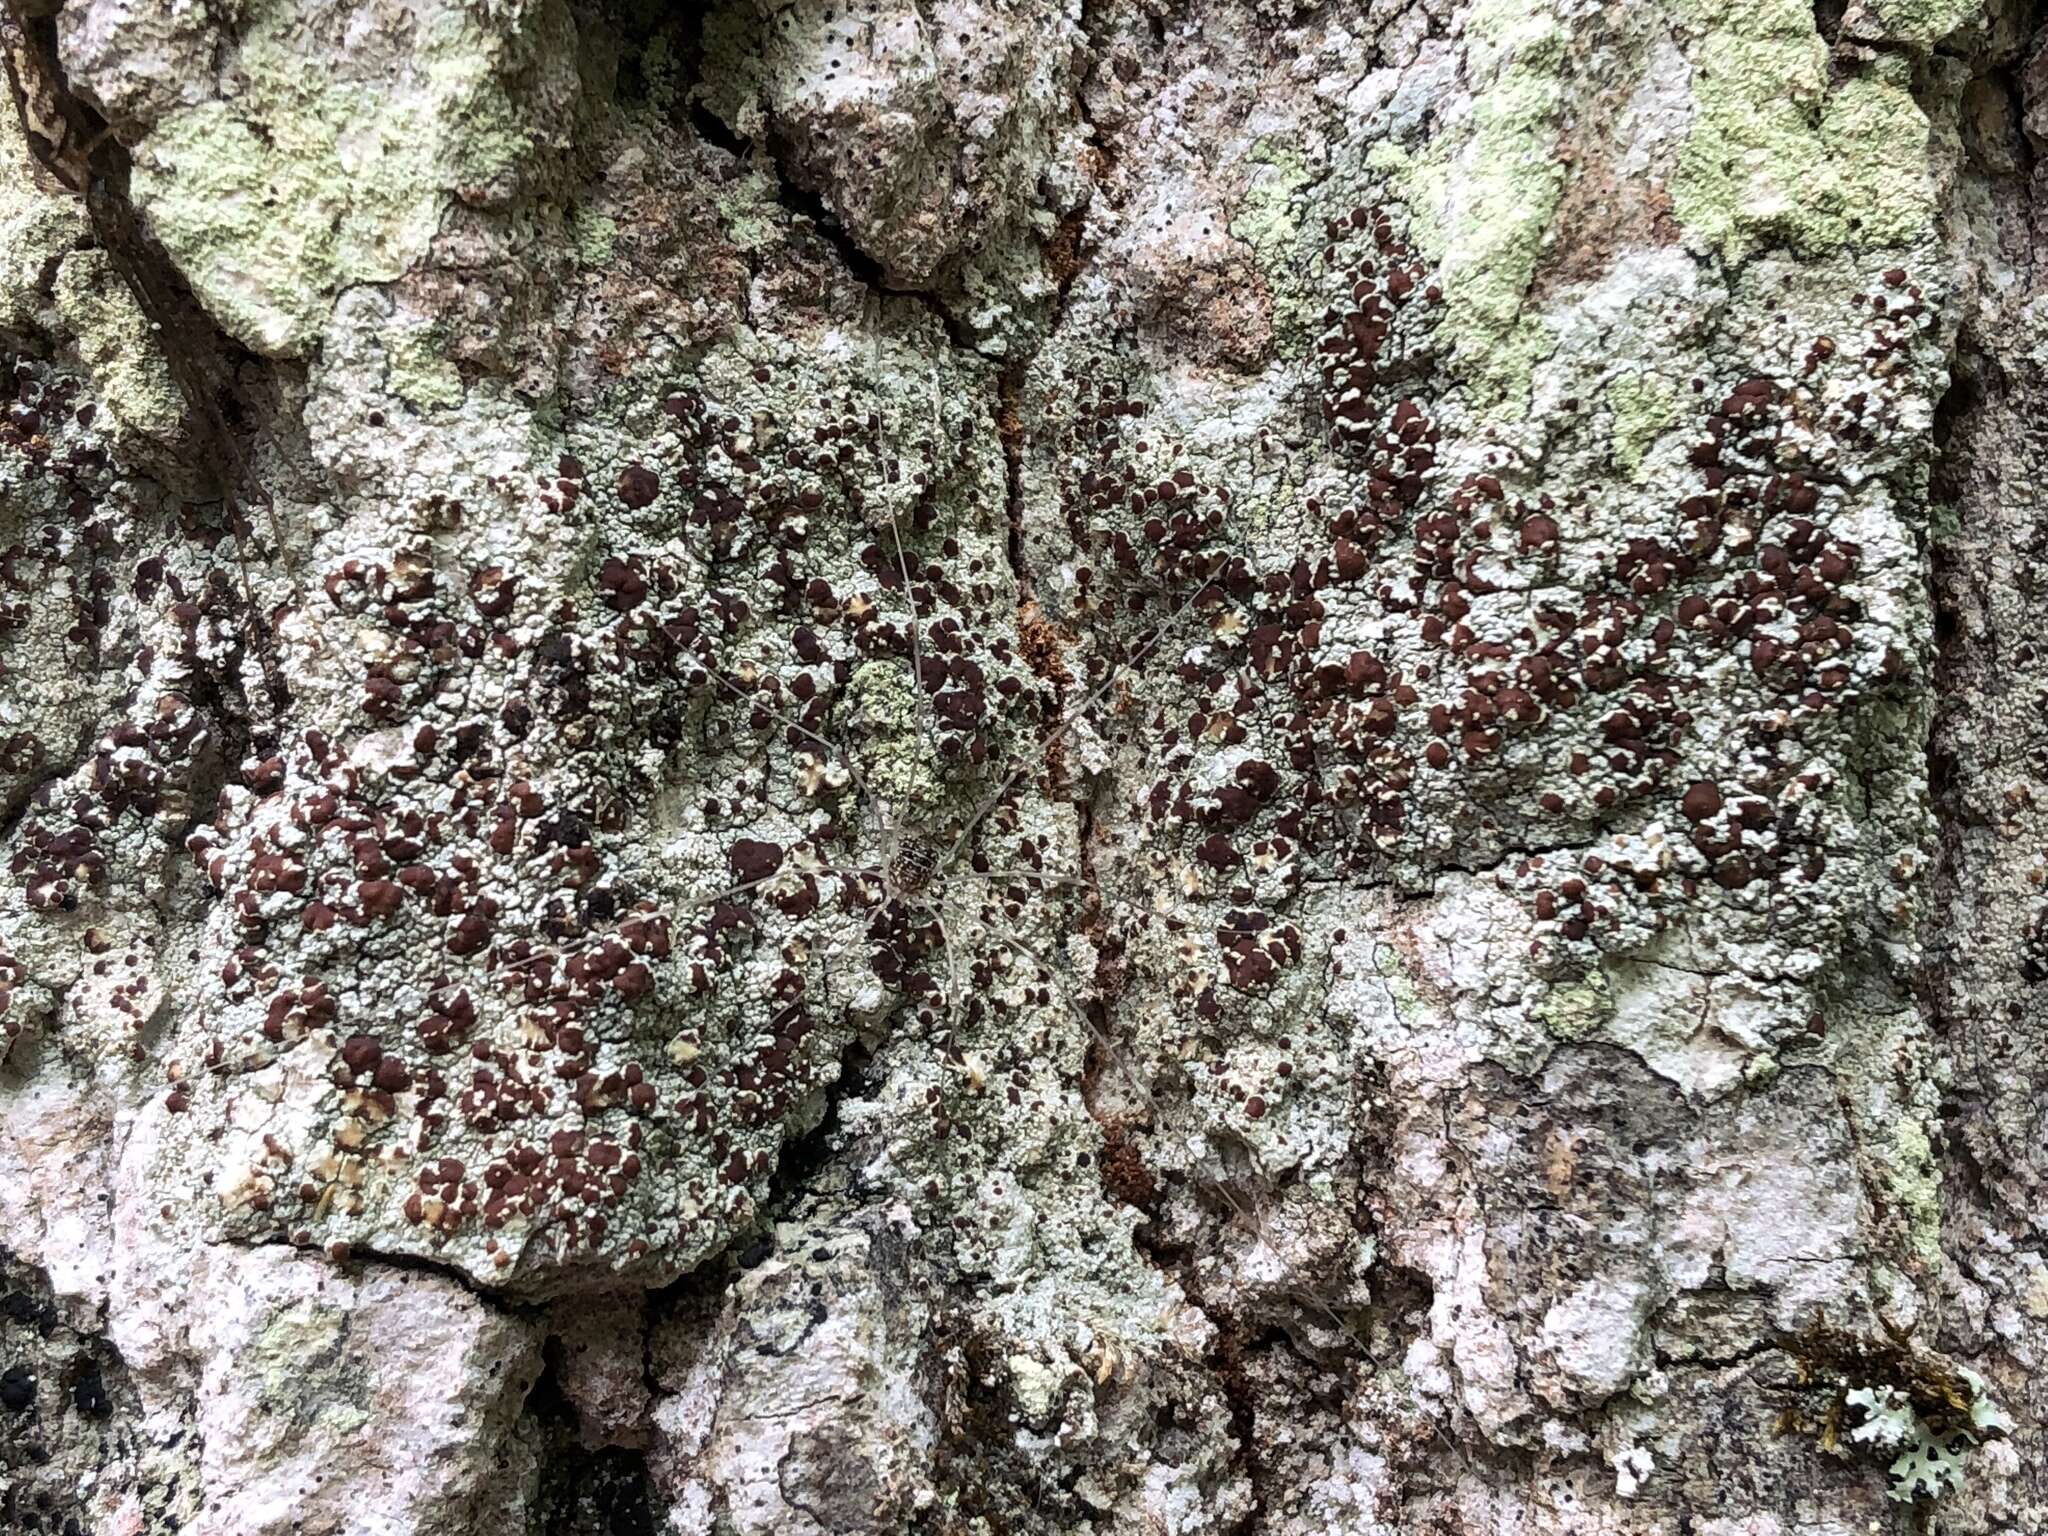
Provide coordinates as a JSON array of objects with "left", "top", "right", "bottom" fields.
[{"left": 0, "top": 0, "right": 2040, "bottom": 1531}]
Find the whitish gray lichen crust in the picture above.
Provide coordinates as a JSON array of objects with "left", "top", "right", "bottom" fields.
[{"left": 0, "top": 0, "right": 2037, "bottom": 1532}]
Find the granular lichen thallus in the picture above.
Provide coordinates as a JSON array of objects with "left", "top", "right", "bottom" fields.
[
  {"left": 5, "top": 0, "right": 2038, "bottom": 1525},
  {"left": 662, "top": 298, "right": 1374, "bottom": 1300},
  {"left": 85, "top": 174, "right": 1937, "bottom": 1322}
]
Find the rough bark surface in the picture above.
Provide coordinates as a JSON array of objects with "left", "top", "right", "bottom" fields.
[{"left": 0, "top": 0, "right": 2039, "bottom": 1531}]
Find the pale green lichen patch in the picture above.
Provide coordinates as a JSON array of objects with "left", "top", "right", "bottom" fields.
[
  {"left": 0, "top": 111, "right": 86, "bottom": 336},
  {"left": 844, "top": 659, "right": 948, "bottom": 814},
  {"left": 130, "top": 0, "right": 572, "bottom": 355},
  {"left": 1607, "top": 371, "right": 1679, "bottom": 482},
  {"left": 714, "top": 166, "right": 786, "bottom": 255},
  {"left": 1854, "top": 0, "right": 1978, "bottom": 48},
  {"left": 1536, "top": 969, "right": 1614, "bottom": 1041},
  {"left": 1671, "top": 0, "right": 1937, "bottom": 260},
  {"left": 384, "top": 325, "right": 465, "bottom": 413},
  {"left": 1881, "top": 1115, "right": 1943, "bottom": 1267},
  {"left": 571, "top": 207, "right": 619, "bottom": 268},
  {"left": 1378, "top": 0, "right": 1569, "bottom": 410},
  {"left": 255, "top": 1301, "right": 367, "bottom": 1431},
  {"left": 1848, "top": 1370, "right": 2012, "bottom": 1502},
  {"left": 52, "top": 252, "right": 185, "bottom": 443},
  {"left": 1229, "top": 140, "right": 1311, "bottom": 259},
  {"left": 1374, "top": 939, "right": 1425, "bottom": 1027},
  {"left": 1230, "top": 136, "right": 1314, "bottom": 338}
]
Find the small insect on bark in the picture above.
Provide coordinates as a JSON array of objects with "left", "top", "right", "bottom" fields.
[{"left": 887, "top": 835, "right": 942, "bottom": 898}]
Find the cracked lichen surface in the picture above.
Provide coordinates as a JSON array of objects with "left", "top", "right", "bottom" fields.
[
  {"left": 122, "top": 0, "right": 583, "bottom": 355},
  {"left": 0, "top": 0, "right": 2037, "bottom": 1530},
  {"left": 1669, "top": 0, "right": 1943, "bottom": 260}
]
